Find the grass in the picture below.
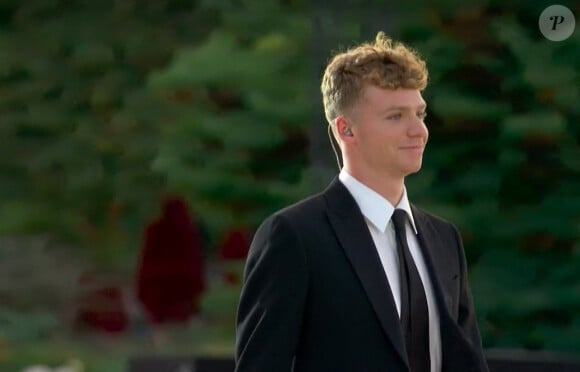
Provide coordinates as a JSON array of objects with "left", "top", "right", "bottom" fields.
[{"left": 1, "top": 318, "right": 236, "bottom": 372}]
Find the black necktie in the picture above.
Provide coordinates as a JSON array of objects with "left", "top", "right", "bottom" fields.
[{"left": 392, "top": 209, "right": 430, "bottom": 372}]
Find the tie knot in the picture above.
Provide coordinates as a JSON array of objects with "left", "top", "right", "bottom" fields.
[{"left": 391, "top": 209, "right": 408, "bottom": 233}]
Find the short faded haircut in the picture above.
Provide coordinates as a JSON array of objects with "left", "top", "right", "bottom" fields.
[{"left": 321, "top": 32, "right": 428, "bottom": 132}]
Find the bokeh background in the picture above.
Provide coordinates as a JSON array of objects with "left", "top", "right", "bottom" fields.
[{"left": 0, "top": 0, "right": 578, "bottom": 370}]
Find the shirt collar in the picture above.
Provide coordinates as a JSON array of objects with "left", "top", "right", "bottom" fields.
[{"left": 338, "top": 169, "right": 418, "bottom": 234}]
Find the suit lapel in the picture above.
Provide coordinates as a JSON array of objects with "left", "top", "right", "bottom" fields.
[
  {"left": 411, "top": 205, "right": 458, "bottom": 317},
  {"left": 412, "top": 206, "right": 484, "bottom": 370},
  {"left": 323, "top": 178, "right": 408, "bottom": 368}
]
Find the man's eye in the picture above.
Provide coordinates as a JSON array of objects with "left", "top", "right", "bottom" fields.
[
  {"left": 417, "top": 111, "right": 427, "bottom": 120},
  {"left": 387, "top": 113, "right": 402, "bottom": 120}
]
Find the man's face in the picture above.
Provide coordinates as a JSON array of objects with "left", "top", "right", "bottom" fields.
[{"left": 346, "top": 85, "right": 429, "bottom": 180}]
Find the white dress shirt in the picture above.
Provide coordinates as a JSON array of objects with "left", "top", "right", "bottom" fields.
[{"left": 339, "top": 170, "right": 442, "bottom": 372}]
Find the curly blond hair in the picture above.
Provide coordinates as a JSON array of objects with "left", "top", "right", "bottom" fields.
[{"left": 321, "top": 32, "right": 428, "bottom": 128}]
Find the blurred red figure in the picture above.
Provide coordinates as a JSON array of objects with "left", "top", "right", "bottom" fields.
[
  {"left": 136, "top": 196, "right": 206, "bottom": 325},
  {"left": 218, "top": 227, "right": 252, "bottom": 285},
  {"left": 75, "top": 272, "right": 129, "bottom": 333},
  {"left": 219, "top": 228, "right": 251, "bottom": 260}
]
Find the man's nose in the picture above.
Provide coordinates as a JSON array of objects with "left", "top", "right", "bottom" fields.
[{"left": 408, "top": 117, "right": 428, "bottom": 138}]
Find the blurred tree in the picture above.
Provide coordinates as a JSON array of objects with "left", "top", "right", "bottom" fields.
[
  {"left": 148, "top": 0, "right": 313, "bottom": 244},
  {"left": 0, "top": 0, "right": 218, "bottom": 269}
]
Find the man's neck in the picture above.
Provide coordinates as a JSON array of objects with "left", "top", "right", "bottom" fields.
[{"left": 343, "top": 166, "right": 405, "bottom": 206}]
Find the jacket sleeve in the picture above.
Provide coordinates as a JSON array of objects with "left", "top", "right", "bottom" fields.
[
  {"left": 451, "top": 224, "right": 490, "bottom": 372},
  {"left": 235, "top": 213, "right": 308, "bottom": 372}
]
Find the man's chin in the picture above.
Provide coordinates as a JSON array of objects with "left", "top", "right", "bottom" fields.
[{"left": 403, "top": 164, "right": 423, "bottom": 177}]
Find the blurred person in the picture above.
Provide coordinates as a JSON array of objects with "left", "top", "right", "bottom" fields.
[
  {"left": 136, "top": 195, "right": 205, "bottom": 346},
  {"left": 75, "top": 272, "right": 128, "bottom": 334},
  {"left": 235, "top": 32, "right": 488, "bottom": 372},
  {"left": 218, "top": 227, "right": 253, "bottom": 285}
]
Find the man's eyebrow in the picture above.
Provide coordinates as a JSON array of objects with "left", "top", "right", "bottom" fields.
[{"left": 380, "top": 103, "right": 427, "bottom": 112}]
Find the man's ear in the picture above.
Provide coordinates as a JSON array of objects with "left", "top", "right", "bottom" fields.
[{"left": 335, "top": 116, "right": 353, "bottom": 140}]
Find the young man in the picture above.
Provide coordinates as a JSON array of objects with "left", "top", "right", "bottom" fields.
[{"left": 235, "top": 32, "right": 489, "bottom": 372}]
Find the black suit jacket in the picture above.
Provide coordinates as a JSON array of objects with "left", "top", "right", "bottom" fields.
[{"left": 235, "top": 178, "right": 489, "bottom": 372}]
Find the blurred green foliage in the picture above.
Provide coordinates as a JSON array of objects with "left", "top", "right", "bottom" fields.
[
  {"left": 0, "top": 0, "right": 219, "bottom": 269},
  {"left": 148, "top": 0, "right": 313, "bottom": 239},
  {"left": 0, "top": 308, "right": 58, "bottom": 343},
  {"left": 0, "top": 0, "right": 578, "bottom": 365}
]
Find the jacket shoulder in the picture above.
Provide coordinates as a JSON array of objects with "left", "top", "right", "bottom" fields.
[
  {"left": 412, "top": 204, "right": 459, "bottom": 234},
  {"left": 272, "top": 192, "right": 326, "bottom": 222}
]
